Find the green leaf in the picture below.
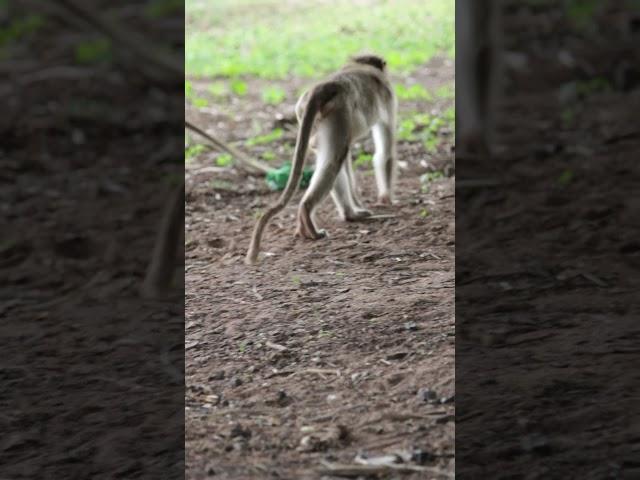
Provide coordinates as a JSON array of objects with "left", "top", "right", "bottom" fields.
[{"left": 216, "top": 153, "right": 233, "bottom": 167}]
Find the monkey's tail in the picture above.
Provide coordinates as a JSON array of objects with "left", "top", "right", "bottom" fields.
[{"left": 245, "top": 83, "right": 340, "bottom": 265}]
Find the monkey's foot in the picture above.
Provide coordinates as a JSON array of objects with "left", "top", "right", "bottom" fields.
[
  {"left": 345, "top": 208, "right": 373, "bottom": 222},
  {"left": 295, "top": 226, "right": 327, "bottom": 240}
]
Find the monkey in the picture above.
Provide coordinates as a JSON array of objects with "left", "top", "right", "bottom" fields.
[
  {"left": 456, "top": 0, "right": 502, "bottom": 157},
  {"left": 245, "top": 54, "right": 397, "bottom": 265},
  {"left": 140, "top": 182, "right": 184, "bottom": 299}
]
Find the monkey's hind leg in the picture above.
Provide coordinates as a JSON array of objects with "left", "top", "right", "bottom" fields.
[
  {"left": 345, "top": 151, "right": 370, "bottom": 212},
  {"left": 332, "top": 161, "right": 372, "bottom": 221},
  {"left": 296, "top": 118, "right": 348, "bottom": 239},
  {"left": 372, "top": 121, "right": 396, "bottom": 205}
]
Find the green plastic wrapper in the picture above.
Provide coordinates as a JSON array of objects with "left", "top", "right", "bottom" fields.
[{"left": 265, "top": 163, "right": 314, "bottom": 191}]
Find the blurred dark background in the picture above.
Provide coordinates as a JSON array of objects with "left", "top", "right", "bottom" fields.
[
  {"left": 456, "top": 1, "right": 640, "bottom": 478},
  {"left": 1, "top": 1, "right": 184, "bottom": 478}
]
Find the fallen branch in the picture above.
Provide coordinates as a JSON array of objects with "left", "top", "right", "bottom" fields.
[
  {"left": 185, "top": 120, "right": 270, "bottom": 174},
  {"left": 51, "top": 0, "right": 271, "bottom": 176}
]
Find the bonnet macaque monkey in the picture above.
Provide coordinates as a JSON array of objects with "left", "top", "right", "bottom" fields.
[
  {"left": 456, "top": 0, "right": 501, "bottom": 157},
  {"left": 141, "top": 182, "right": 184, "bottom": 298},
  {"left": 246, "top": 54, "right": 397, "bottom": 265}
]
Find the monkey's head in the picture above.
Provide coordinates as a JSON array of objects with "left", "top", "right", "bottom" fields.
[{"left": 350, "top": 54, "right": 387, "bottom": 72}]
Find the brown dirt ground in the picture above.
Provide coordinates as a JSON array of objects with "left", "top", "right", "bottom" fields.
[
  {"left": 456, "top": 2, "right": 640, "bottom": 479},
  {"left": 3, "top": 3, "right": 184, "bottom": 478},
  {"left": 185, "top": 60, "right": 455, "bottom": 478}
]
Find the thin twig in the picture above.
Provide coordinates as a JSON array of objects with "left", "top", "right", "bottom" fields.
[
  {"left": 186, "top": 120, "right": 270, "bottom": 174},
  {"left": 265, "top": 341, "right": 287, "bottom": 352}
]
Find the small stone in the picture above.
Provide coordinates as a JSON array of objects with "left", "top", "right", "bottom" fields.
[
  {"left": 229, "top": 377, "right": 242, "bottom": 387},
  {"left": 230, "top": 423, "right": 251, "bottom": 439},
  {"left": 386, "top": 351, "right": 409, "bottom": 361},
  {"left": 411, "top": 448, "right": 436, "bottom": 464},
  {"left": 266, "top": 390, "right": 292, "bottom": 407},
  {"left": 417, "top": 388, "right": 439, "bottom": 403},
  {"left": 387, "top": 373, "right": 404, "bottom": 387},
  {"left": 404, "top": 321, "right": 418, "bottom": 331}
]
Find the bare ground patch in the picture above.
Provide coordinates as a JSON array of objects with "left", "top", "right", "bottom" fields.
[{"left": 185, "top": 61, "right": 455, "bottom": 478}]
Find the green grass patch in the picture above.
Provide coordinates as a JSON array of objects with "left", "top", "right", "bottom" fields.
[
  {"left": 435, "top": 84, "right": 454, "bottom": 99},
  {"left": 146, "top": 0, "right": 184, "bottom": 18},
  {"left": 186, "top": 0, "right": 454, "bottom": 78},
  {"left": 262, "top": 86, "right": 286, "bottom": 105},
  {"left": 395, "top": 83, "right": 432, "bottom": 101},
  {"left": 558, "top": 169, "right": 574, "bottom": 186},
  {"left": 0, "top": 14, "right": 44, "bottom": 49},
  {"left": 398, "top": 118, "right": 418, "bottom": 141},
  {"left": 185, "top": 144, "right": 207, "bottom": 163},
  {"left": 231, "top": 79, "right": 248, "bottom": 96},
  {"left": 564, "top": 0, "right": 601, "bottom": 30},
  {"left": 261, "top": 151, "right": 277, "bottom": 161},
  {"left": 192, "top": 97, "right": 209, "bottom": 108},
  {"left": 75, "top": 38, "right": 112, "bottom": 64},
  {"left": 576, "top": 77, "right": 611, "bottom": 96},
  {"left": 209, "top": 81, "right": 229, "bottom": 97},
  {"left": 354, "top": 152, "right": 373, "bottom": 167},
  {"left": 246, "top": 128, "right": 284, "bottom": 146},
  {"left": 420, "top": 170, "right": 445, "bottom": 193},
  {"left": 216, "top": 153, "right": 233, "bottom": 167},
  {"left": 398, "top": 109, "right": 454, "bottom": 152},
  {"left": 421, "top": 171, "right": 444, "bottom": 183}
]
